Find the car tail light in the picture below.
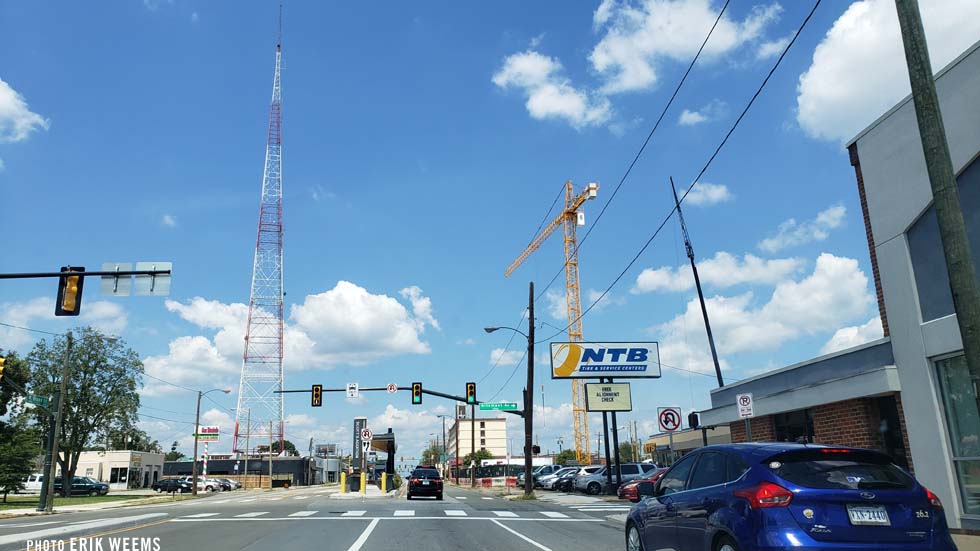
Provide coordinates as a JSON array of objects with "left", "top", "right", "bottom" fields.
[
  {"left": 409, "top": 478, "right": 419, "bottom": 483},
  {"left": 925, "top": 487, "right": 943, "bottom": 510},
  {"left": 733, "top": 482, "right": 793, "bottom": 509}
]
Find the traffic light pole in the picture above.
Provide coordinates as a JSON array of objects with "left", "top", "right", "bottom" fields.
[
  {"left": 523, "top": 281, "right": 534, "bottom": 497},
  {"left": 40, "top": 331, "right": 72, "bottom": 513}
]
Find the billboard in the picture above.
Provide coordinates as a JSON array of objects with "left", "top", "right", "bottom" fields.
[
  {"left": 353, "top": 417, "right": 367, "bottom": 466},
  {"left": 195, "top": 425, "right": 219, "bottom": 442},
  {"left": 584, "top": 382, "right": 632, "bottom": 412},
  {"left": 551, "top": 342, "right": 661, "bottom": 379}
]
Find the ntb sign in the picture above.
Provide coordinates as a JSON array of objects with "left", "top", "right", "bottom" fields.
[{"left": 551, "top": 342, "right": 661, "bottom": 379}]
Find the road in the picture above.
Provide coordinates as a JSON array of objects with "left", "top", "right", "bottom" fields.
[{"left": 0, "top": 486, "right": 629, "bottom": 551}]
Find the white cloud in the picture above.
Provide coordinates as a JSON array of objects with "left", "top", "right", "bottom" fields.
[
  {"left": 633, "top": 251, "right": 805, "bottom": 293},
  {"left": 0, "top": 158, "right": 6, "bottom": 172},
  {"left": 590, "top": 0, "right": 782, "bottom": 93},
  {"left": 399, "top": 286, "right": 440, "bottom": 331},
  {"left": 142, "top": 336, "right": 239, "bottom": 396},
  {"left": 201, "top": 408, "right": 234, "bottom": 428},
  {"left": 492, "top": 50, "right": 612, "bottom": 128},
  {"left": 310, "top": 185, "right": 337, "bottom": 202},
  {"left": 457, "top": 338, "right": 476, "bottom": 346},
  {"left": 190, "top": 11, "right": 199, "bottom": 23},
  {"left": 684, "top": 182, "right": 733, "bottom": 206},
  {"left": 0, "top": 78, "right": 50, "bottom": 143},
  {"left": 677, "top": 99, "right": 727, "bottom": 126},
  {"left": 162, "top": 214, "right": 176, "bottom": 227},
  {"left": 756, "top": 34, "right": 791, "bottom": 59},
  {"left": 653, "top": 253, "right": 872, "bottom": 373},
  {"left": 820, "top": 316, "right": 884, "bottom": 355},
  {"left": 0, "top": 297, "right": 127, "bottom": 351},
  {"left": 370, "top": 404, "right": 443, "bottom": 457},
  {"left": 796, "top": 0, "right": 980, "bottom": 142},
  {"left": 544, "top": 289, "right": 567, "bottom": 320},
  {"left": 758, "top": 204, "right": 846, "bottom": 253},
  {"left": 585, "top": 288, "right": 624, "bottom": 311},
  {"left": 490, "top": 347, "right": 525, "bottom": 366}
]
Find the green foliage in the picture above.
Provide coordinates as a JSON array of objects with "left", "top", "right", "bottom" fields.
[
  {"left": 271, "top": 439, "right": 298, "bottom": 455},
  {"left": 618, "top": 442, "right": 638, "bottom": 463},
  {"left": 0, "top": 349, "right": 41, "bottom": 501},
  {"left": 24, "top": 328, "right": 143, "bottom": 495},
  {"left": 460, "top": 448, "right": 494, "bottom": 467},
  {"left": 553, "top": 449, "right": 577, "bottom": 465},
  {"left": 165, "top": 441, "right": 185, "bottom": 461},
  {"left": 0, "top": 349, "right": 30, "bottom": 417},
  {"left": 391, "top": 473, "right": 402, "bottom": 490},
  {"left": 420, "top": 442, "right": 443, "bottom": 465}
]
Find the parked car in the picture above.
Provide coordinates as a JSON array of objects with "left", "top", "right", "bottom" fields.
[
  {"left": 152, "top": 478, "right": 192, "bottom": 493},
  {"left": 517, "top": 464, "right": 564, "bottom": 487},
  {"left": 576, "top": 463, "right": 660, "bottom": 495},
  {"left": 17, "top": 473, "right": 44, "bottom": 494},
  {"left": 406, "top": 466, "right": 443, "bottom": 500},
  {"left": 618, "top": 468, "right": 666, "bottom": 502},
  {"left": 53, "top": 476, "right": 109, "bottom": 497},
  {"left": 625, "top": 444, "right": 958, "bottom": 551},
  {"left": 538, "top": 466, "right": 580, "bottom": 490},
  {"left": 558, "top": 465, "right": 603, "bottom": 493},
  {"left": 217, "top": 478, "right": 241, "bottom": 490},
  {"left": 177, "top": 476, "right": 218, "bottom": 492}
]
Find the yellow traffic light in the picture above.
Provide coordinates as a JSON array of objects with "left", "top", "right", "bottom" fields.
[
  {"left": 55, "top": 266, "right": 86, "bottom": 316},
  {"left": 0, "top": 357, "right": 5, "bottom": 383},
  {"left": 412, "top": 382, "right": 422, "bottom": 405},
  {"left": 466, "top": 382, "right": 476, "bottom": 404},
  {"left": 311, "top": 384, "right": 322, "bottom": 407}
]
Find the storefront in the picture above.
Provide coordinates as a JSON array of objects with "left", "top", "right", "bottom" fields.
[
  {"left": 643, "top": 426, "right": 731, "bottom": 466},
  {"left": 73, "top": 450, "right": 164, "bottom": 490}
]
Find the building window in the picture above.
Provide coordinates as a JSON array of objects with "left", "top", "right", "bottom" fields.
[
  {"left": 480, "top": 422, "right": 485, "bottom": 428},
  {"left": 109, "top": 467, "right": 127, "bottom": 484},
  {"left": 480, "top": 439, "right": 486, "bottom": 446},
  {"left": 480, "top": 430, "right": 485, "bottom": 437},
  {"left": 936, "top": 354, "right": 980, "bottom": 515},
  {"left": 773, "top": 409, "right": 814, "bottom": 443}
]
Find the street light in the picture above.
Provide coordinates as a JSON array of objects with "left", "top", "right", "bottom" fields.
[
  {"left": 192, "top": 388, "right": 231, "bottom": 496},
  {"left": 435, "top": 414, "right": 450, "bottom": 479},
  {"left": 484, "top": 281, "right": 535, "bottom": 497}
]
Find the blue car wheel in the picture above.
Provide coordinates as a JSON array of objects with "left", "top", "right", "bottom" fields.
[
  {"left": 714, "top": 535, "right": 737, "bottom": 551},
  {"left": 625, "top": 523, "right": 643, "bottom": 551}
]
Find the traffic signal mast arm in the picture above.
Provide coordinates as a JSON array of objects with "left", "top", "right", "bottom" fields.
[
  {"left": 275, "top": 385, "right": 526, "bottom": 417},
  {"left": 0, "top": 269, "right": 172, "bottom": 279}
]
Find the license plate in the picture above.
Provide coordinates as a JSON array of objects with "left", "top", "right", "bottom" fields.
[
  {"left": 422, "top": 480, "right": 430, "bottom": 485},
  {"left": 847, "top": 505, "right": 890, "bottom": 526}
]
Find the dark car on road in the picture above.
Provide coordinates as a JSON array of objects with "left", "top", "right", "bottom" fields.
[
  {"left": 152, "top": 478, "right": 192, "bottom": 493},
  {"left": 53, "top": 476, "right": 109, "bottom": 497},
  {"left": 406, "top": 467, "right": 443, "bottom": 500},
  {"left": 626, "top": 443, "right": 957, "bottom": 551}
]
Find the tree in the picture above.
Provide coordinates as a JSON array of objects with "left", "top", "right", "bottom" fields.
[
  {"left": 165, "top": 441, "right": 185, "bottom": 462},
  {"left": 271, "top": 439, "right": 298, "bottom": 456},
  {"left": 553, "top": 449, "right": 577, "bottom": 466},
  {"left": 460, "top": 449, "right": 493, "bottom": 468},
  {"left": 420, "top": 442, "right": 443, "bottom": 465},
  {"left": 618, "top": 442, "right": 638, "bottom": 463},
  {"left": 25, "top": 328, "right": 143, "bottom": 497},
  {"left": 0, "top": 350, "right": 40, "bottom": 501}
]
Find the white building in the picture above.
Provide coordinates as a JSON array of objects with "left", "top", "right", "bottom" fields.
[
  {"left": 447, "top": 416, "right": 507, "bottom": 462},
  {"left": 70, "top": 450, "right": 165, "bottom": 490}
]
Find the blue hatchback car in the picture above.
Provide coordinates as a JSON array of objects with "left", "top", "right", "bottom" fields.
[{"left": 626, "top": 443, "right": 957, "bottom": 551}]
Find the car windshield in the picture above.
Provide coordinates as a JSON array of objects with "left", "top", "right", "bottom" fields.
[
  {"left": 767, "top": 449, "right": 915, "bottom": 490},
  {"left": 411, "top": 469, "right": 440, "bottom": 478}
]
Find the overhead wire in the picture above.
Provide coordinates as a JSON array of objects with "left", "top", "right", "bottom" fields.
[{"left": 533, "top": 0, "right": 823, "bottom": 345}]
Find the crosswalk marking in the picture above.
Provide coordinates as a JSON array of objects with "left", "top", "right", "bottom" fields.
[
  {"left": 183, "top": 513, "right": 220, "bottom": 518},
  {"left": 293, "top": 496, "right": 309, "bottom": 500},
  {"left": 393, "top": 510, "right": 415, "bottom": 516},
  {"left": 540, "top": 512, "right": 568, "bottom": 518},
  {"left": 481, "top": 497, "right": 493, "bottom": 500},
  {"left": 240, "top": 498, "right": 256, "bottom": 502},
  {"left": 444, "top": 510, "right": 467, "bottom": 516},
  {"left": 289, "top": 511, "right": 317, "bottom": 517},
  {"left": 492, "top": 511, "right": 518, "bottom": 517},
  {"left": 265, "top": 497, "right": 283, "bottom": 501},
  {"left": 576, "top": 508, "right": 630, "bottom": 512},
  {"left": 341, "top": 510, "right": 366, "bottom": 517},
  {"left": 234, "top": 512, "right": 268, "bottom": 518},
  {"left": 456, "top": 496, "right": 467, "bottom": 500},
  {"left": 211, "top": 499, "right": 231, "bottom": 504}
]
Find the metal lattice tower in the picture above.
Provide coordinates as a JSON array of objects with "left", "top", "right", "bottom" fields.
[{"left": 234, "top": 30, "right": 284, "bottom": 454}]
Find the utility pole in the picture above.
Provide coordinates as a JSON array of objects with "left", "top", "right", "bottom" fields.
[
  {"left": 243, "top": 409, "right": 250, "bottom": 490},
  {"left": 192, "top": 390, "right": 203, "bottom": 496},
  {"left": 611, "top": 397, "right": 622, "bottom": 491},
  {"left": 269, "top": 421, "right": 274, "bottom": 489},
  {"left": 524, "top": 281, "right": 535, "bottom": 496},
  {"left": 455, "top": 412, "right": 460, "bottom": 485},
  {"left": 442, "top": 416, "right": 447, "bottom": 479},
  {"left": 40, "top": 331, "right": 72, "bottom": 513},
  {"left": 895, "top": 0, "right": 980, "bottom": 381}
]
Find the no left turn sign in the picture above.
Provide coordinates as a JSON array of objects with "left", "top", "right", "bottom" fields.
[{"left": 658, "top": 407, "right": 681, "bottom": 432}]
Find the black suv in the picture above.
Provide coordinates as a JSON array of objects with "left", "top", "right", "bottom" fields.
[
  {"left": 406, "top": 466, "right": 443, "bottom": 500},
  {"left": 152, "top": 478, "right": 192, "bottom": 493},
  {"left": 54, "top": 476, "right": 109, "bottom": 496}
]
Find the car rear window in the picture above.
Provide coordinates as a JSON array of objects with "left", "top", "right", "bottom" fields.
[
  {"left": 767, "top": 449, "right": 914, "bottom": 490},
  {"left": 412, "top": 469, "right": 440, "bottom": 478}
]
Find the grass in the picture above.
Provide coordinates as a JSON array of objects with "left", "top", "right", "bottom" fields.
[
  {"left": 0, "top": 494, "right": 147, "bottom": 511},
  {"left": 510, "top": 493, "right": 538, "bottom": 500}
]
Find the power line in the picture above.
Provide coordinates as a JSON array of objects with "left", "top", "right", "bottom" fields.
[
  {"left": 142, "top": 371, "right": 199, "bottom": 394},
  {"left": 486, "top": 348, "right": 528, "bottom": 402},
  {"left": 0, "top": 321, "right": 64, "bottom": 337},
  {"left": 534, "top": 0, "right": 822, "bottom": 345},
  {"left": 530, "top": 0, "right": 734, "bottom": 303},
  {"left": 476, "top": 308, "right": 528, "bottom": 385}
]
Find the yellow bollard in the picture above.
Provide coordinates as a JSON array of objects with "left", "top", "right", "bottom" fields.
[
  {"left": 360, "top": 473, "right": 366, "bottom": 494},
  {"left": 381, "top": 473, "right": 387, "bottom": 494},
  {"left": 340, "top": 472, "right": 346, "bottom": 494}
]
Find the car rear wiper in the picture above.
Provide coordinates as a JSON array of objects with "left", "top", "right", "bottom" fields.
[{"left": 857, "top": 480, "right": 907, "bottom": 489}]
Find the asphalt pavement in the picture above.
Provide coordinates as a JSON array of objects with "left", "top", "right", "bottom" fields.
[{"left": 0, "top": 486, "right": 630, "bottom": 551}]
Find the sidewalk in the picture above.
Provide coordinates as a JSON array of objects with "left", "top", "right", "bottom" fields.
[
  {"left": 955, "top": 534, "right": 980, "bottom": 550},
  {"left": 329, "top": 485, "right": 397, "bottom": 500}
]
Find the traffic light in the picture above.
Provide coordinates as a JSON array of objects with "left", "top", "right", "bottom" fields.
[
  {"left": 311, "top": 384, "right": 322, "bottom": 407},
  {"left": 465, "top": 382, "right": 476, "bottom": 404},
  {"left": 0, "top": 357, "right": 5, "bottom": 384},
  {"left": 688, "top": 411, "right": 700, "bottom": 430},
  {"left": 55, "top": 266, "right": 85, "bottom": 316},
  {"left": 531, "top": 445, "right": 541, "bottom": 455},
  {"left": 412, "top": 382, "right": 422, "bottom": 405}
]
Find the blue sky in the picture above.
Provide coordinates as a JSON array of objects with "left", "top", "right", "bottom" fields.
[{"left": 2, "top": 0, "right": 979, "bottom": 459}]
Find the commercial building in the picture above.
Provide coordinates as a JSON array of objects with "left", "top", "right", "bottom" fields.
[
  {"left": 643, "top": 426, "right": 731, "bottom": 466},
  {"left": 71, "top": 450, "right": 164, "bottom": 490},
  {"left": 447, "top": 416, "right": 507, "bottom": 461},
  {"left": 163, "top": 456, "right": 319, "bottom": 488}
]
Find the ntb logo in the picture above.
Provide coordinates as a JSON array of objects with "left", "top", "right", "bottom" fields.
[{"left": 550, "top": 342, "right": 661, "bottom": 379}]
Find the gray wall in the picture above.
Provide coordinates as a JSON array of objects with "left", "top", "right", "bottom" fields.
[{"left": 850, "top": 40, "right": 980, "bottom": 529}]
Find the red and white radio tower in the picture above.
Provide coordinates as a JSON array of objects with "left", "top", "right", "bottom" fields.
[{"left": 234, "top": 20, "right": 284, "bottom": 455}]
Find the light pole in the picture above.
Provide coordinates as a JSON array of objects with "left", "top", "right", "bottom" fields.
[
  {"left": 484, "top": 280, "right": 535, "bottom": 497},
  {"left": 436, "top": 415, "right": 450, "bottom": 478},
  {"left": 192, "top": 388, "right": 231, "bottom": 496}
]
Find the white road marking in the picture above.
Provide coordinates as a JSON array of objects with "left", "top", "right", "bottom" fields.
[
  {"left": 540, "top": 512, "right": 568, "bottom": 518},
  {"left": 264, "top": 497, "right": 283, "bottom": 501},
  {"left": 393, "top": 510, "right": 415, "bottom": 516},
  {"left": 289, "top": 511, "right": 318, "bottom": 517},
  {"left": 492, "top": 511, "right": 518, "bottom": 517},
  {"left": 293, "top": 496, "right": 309, "bottom": 500},
  {"left": 0, "top": 514, "right": 167, "bottom": 546},
  {"left": 346, "top": 518, "right": 379, "bottom": 551},
  {"left": 183, "top": 513, "right": 220, "bottom": 518},
  {"left": 342, "top": 511, "right": 366, "bottom": 517},
  {"left": 235, "top": 511, "right": 269, "bottom": 517},
  {"left": 0, "top": 521, "right": 60, "bottom": 528},
  {"left": 172, "top": 517, "right": 604, "bottom": 523},
  {"left": 240, "top": 498, "right": 257, "bottom": 502},
  {"left": 481, "top": 497, "right": 493, "bottom": 500},
  {"left": 211, "top": 499, "right": 231, "bottom": 504},
  {"left": 490, "top": 519, "right": 553, "bottom": 551},
  {"left": 575, "top": 508, "right": 631, "bottom": 512},
  {"left": 456, "top": 496, "right": 467, "bottom": 500},
  {"left": 445, "top": 510, "right": 467, "bottom": 516}
]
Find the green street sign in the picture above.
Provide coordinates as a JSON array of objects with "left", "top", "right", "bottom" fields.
[
  {"left": 26, "top": 394, "right": 49, "bottom": 408},
  {"left": 479, "top": 402, "right": 518, "bottom": 411}
]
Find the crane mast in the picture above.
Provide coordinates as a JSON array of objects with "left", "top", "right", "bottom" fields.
[{"left": 506, "top": 180, "right": 598, "bottom": 463}]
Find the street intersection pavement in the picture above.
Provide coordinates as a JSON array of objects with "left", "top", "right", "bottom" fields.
[{"left": 0, "top": 486, "right": 630, "bottom": 551}]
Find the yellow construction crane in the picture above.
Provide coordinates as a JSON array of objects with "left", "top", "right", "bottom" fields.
[{"left": 506, "top": 180, "right": 598, "bottom": 464}]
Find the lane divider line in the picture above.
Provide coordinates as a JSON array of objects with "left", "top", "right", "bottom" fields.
[
  {"left": 490, "top": 519, "right": 553, "bottom": 551},
  {"left": 347, "top": 518, "right": 379, "bottom": 551}
]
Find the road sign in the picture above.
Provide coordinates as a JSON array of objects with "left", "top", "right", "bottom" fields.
[
  {"left": 737, "top": 393, "right": 754, "bottom": 418},
  {"left": 100, "top": 262, "right": 133, "bottom": 296},
  {"left": 361, "top": 428, "right": 373, "bottom": 441},
  {"left": 550, "top": 342, "right": 661, "bottom": 379},
  {"left": 134, "top": 262, "right": 172, "bottom": 296},
  {"left": 26, "top": 394, "right": 49, "bottom": 408},
  {"left": 658, "top": 407, "right": 681, "bottom": 432},
  {"left": 195, "top": 425, "right": 220, "bottom": 442},
  {"left": 362, "top": 440, "right": 371, "bottom": 453},
  {"left": 347, "top": 383, "right": 359, "bottom": 398},
  {"left": 584, "top": 382, "right": 631, "bottom": 412},
  {"left": 386, "top": 383, "right": 398, "bottom": 394},
  {"left": 479, "top": 402, "right": 518, "bottom": 411}
]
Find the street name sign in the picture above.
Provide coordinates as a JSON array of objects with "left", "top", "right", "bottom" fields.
[
  {"left": 584, "top": 382, "right": 632, "bottom": 412},
  {"left": 26, "top": 394, "right": 49, "bottom": 408},
  {"left": 551, "top": 342, "right": 661, "bottom": 379},
  {"left": 479, "top": 402, "right": 518, "bottom": 411}
]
